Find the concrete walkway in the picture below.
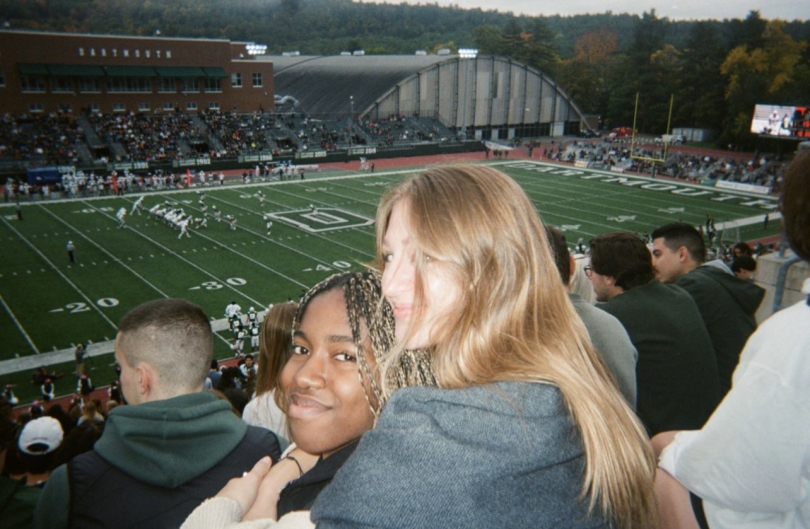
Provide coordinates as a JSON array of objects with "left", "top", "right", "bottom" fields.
[{"left": 0, "top": 317, "right": 236, "bottom": 376}]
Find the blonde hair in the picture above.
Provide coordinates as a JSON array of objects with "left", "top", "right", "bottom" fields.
[
  {"left": 374, "top": 165, "right": 659, "bottom": 529},
  {"left": 257, "top": 302, "right": 298, "bottom": 398}
]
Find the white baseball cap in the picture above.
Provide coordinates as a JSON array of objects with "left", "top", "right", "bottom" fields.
[{"left": 18, "top": 417, "right": 64, "bottom": 455}]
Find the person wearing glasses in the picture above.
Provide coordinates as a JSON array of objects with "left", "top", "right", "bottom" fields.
[{"left": 587, "top": 232, "right": 720, "bottom": 437}]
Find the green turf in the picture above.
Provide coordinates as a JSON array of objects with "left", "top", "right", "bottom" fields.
[{"left": 0, "top": 160, "right": 781, "bottom": 403}]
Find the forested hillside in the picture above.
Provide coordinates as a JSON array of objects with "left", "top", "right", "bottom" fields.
[{"left": 2, "top": 0, "right": 809, "bottom": 148}]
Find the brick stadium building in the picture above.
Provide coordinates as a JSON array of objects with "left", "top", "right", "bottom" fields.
[{"left": 0, "top": 30, "right": 274, "bottom": 115}]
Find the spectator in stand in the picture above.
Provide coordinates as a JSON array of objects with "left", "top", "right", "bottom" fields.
[
  {"left": 651, "top": 222, "right": 764, "bottom": 397},
  {"left": 239, "top": 354, "right": 257, "bottom": 382},
  {"left": 732, "top": 241, "right": 754, "bottom": 259},
  {"left": 653, "top": 144, "right": 810, "bottom": 529},
  {"left": 588, "top": 232, "right": 720, "bottom": 436},
  {"left": 16, "top": 417, "right": 64, "bottom": 486},
  {"left": 731, "top": 255, "right": 758, "bottom": 281},
  {"left": 28, "top": 401, "right": 44, "bottom": 419},
  {"left": 545, "top": 226, "right": 637, "bottom": 408},
  {"left": 206, "top": 359, "right": 222, "bottom": 390},
  {"left": 242, "top": 301, "right": 297, "bottom": 450},
  {"left": 34, "top": 298, "right": 281, "bottom": 529},
  {"left": 51, "top": 420, "right": 105, "bottom": 471},
  {"left": 0, "top": 398, "right": 41, "bottom": 529},
  {"left": 45, "top": 404, "right": 73, "bottom": 439},
  {"left": 183, "top": 271, "right": 433, "bottom": 528},
  {"left": 76, "top": 401, "right": 104, "bottom": 426}
]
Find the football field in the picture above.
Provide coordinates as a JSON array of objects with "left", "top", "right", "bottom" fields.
[{"left": 0, "top": 159, "right": 781, "bottom": 401}]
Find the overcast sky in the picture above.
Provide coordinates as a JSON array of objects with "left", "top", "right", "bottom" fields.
[{"left": 371, "top": 0, "right": 809, "bottom": 21}]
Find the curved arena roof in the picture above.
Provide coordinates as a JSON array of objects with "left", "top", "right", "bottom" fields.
[{"left": 258, "top": 54, "right": 588, "bottom": 136}]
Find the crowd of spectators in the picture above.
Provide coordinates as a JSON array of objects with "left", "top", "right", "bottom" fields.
[
  {"left": 199, "top": 110, "right": 277, "bottom": 158},
  {"left": 0, "top": 113, "right": 84, "bottom": 167},
  {"left": 0, "top": 110, "right": 795, "bottom": 194},
  {"left": 358, "top": 113, "right": 443, "bottom": 148},
  {"left": 545, "top": 138, "right": 786, "bottom": 190},
  {"left": 87, "top": 111, "right": 202, "bottom": 162}
]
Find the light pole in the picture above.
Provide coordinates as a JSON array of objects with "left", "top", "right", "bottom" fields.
[
  {"left": 348, "top": 95, "right": 355, "bottom": 146},
  {"left": 458, "top": 48, "right": 478, "bottom": 141}
]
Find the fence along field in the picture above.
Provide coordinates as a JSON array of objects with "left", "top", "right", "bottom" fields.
[{"left": 0, "top": 160, "right": 780, "bottom": 401}]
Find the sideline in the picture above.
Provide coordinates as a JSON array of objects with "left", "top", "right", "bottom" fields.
[{"left": 0, "top": 316, "right": 240, "bottom": 376}]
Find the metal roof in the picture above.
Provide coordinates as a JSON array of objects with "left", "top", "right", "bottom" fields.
[{"left": 259, "top": 55, "right": 452, "bottom": 119}]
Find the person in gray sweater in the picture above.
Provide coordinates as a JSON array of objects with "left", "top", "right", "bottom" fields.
[{"left": 545, "top": 226, "right": 637, "bottom": 408}]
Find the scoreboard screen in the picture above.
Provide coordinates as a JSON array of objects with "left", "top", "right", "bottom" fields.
[{"left": 750, "top": 104, "right": 810, "bottom": 138}]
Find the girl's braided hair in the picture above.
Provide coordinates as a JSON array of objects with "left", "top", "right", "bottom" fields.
[{"left": 292, "top": 270, "right": 435, "bottom": 418}]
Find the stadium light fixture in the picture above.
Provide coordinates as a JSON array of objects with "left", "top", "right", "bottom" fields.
[
  {"left": 245, "top": 43, "right": 268, "bottom": 55},
  {"left": 458, "top": 48, "right": 478, "bottom": 59}
]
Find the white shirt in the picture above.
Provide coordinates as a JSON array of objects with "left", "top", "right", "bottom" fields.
[
  {"left": 242, "top": 391, "right": 288, "bottom": 443},
  {"left": 659, "top": 294, "right": 810, "bottom": 529}
]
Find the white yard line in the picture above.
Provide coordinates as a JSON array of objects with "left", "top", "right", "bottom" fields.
[
  {"left": 161, "top": 192, "right": 373, "bottom": 270},
  {"left": 0, "top": 293, "right": 40, "bottom": 355},
  {"left": 0, "top": 216, "right": 119, "bottom": 331},
  {"left": 38, "top": 205, "right": 171, "bottom": 298},
  {"left": 82, "top": 201, "right": 267, "bottom": 308},
  {"left": 199, "top": 191, "right": 376, "bottom": 259}
]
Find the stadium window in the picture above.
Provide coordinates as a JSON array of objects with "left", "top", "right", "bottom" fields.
[
  {"left": 112, "top": 48, "right": 118, "bottom": 57},
  {"left": 123, "top": 49, "right": 129, "bottom": 57},
  {"left": 138, "top": 102, "right": 151, "bottom": 112},
  {"left": 204, "top": 78, "right": 222, "bottom": 93},
  {"left": 78, "top": 47, "right": 85, "bottom": 56},
  {"left": 186, "top": 102, "right": 198, "bottom": 111},
  {"left": 145, "top": 50, "right": 150, "bottom": 58},
  {"left": 101, "top": 48, "right": 106, "bottom": 57},
  {"left": 163, "top": 102, "right": 175, "bottom": 111},
  {"left": 107, "top": 79, "right": 123, "bottom": 93},
  {"left": 136, "top": 78, "right": 151, "bottom": 92},
  {"left": 90, "top": 48, "right": 96, "bottom": 57},
  {"left": 231, "top": 72, "right": 242, "bottom": 88},
  {"left": 135, "top": 49, "right": 140, "bottom": 58},
  {"left": 252, "top": 73, "right": 262, "bottom": 87},
  {"left": 182, "top": 78, "right": 199, "bottom": 93},
  {"left": 29, "top": 103, "right": 44, "bottom": 113},
  {"left": 108, "top": 78, "right": 149, "bottom": 93},
  {"left": 89, "top": 103, "right": 100, "bottom": 113},
  {"left": 156, "top": 50, "right": 161, "bottom": 58},
  {"left": 166, "top": 50, "right": 171, "bottom": 59},
  {"left": 51, "top": 77, "right": 74, "bottom": 93},
  {"left": 209, "top": 102, "right": 220, "bottom": 111},
  {"left": 21, "top": 75, "right": 46, "bottom": 93},
  {"left": 158, "top": 77, "right": 176, "bottom": 93},
  {"left": 79, "top": 78, "right": 101, "bottom": 93},
  {"left": 113, "top": 103, "right": 126, "bottom": 112},
  {"left": 58, "top": 104, "right": 72, "bottom": 114}
]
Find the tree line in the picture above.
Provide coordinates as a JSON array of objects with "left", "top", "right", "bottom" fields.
[{"left": 2, "top": 0, "right": 808, "bottom": 149}]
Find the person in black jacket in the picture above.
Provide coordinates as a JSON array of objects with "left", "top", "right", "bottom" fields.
[{"left": 34, "top": 298, "right": 280, "bottom": 529}]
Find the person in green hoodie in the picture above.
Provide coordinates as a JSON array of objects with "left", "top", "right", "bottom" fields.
[
  {"left": 651, "top": 222, "right": 765, "bottom": 397},
  {"left": 34, "top": 298, "right": 281, "bottom": 529}
]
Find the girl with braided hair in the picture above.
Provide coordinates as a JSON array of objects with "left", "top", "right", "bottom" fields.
[{"left": 183, "top": 270, "right": 434, "bottom": 529}]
